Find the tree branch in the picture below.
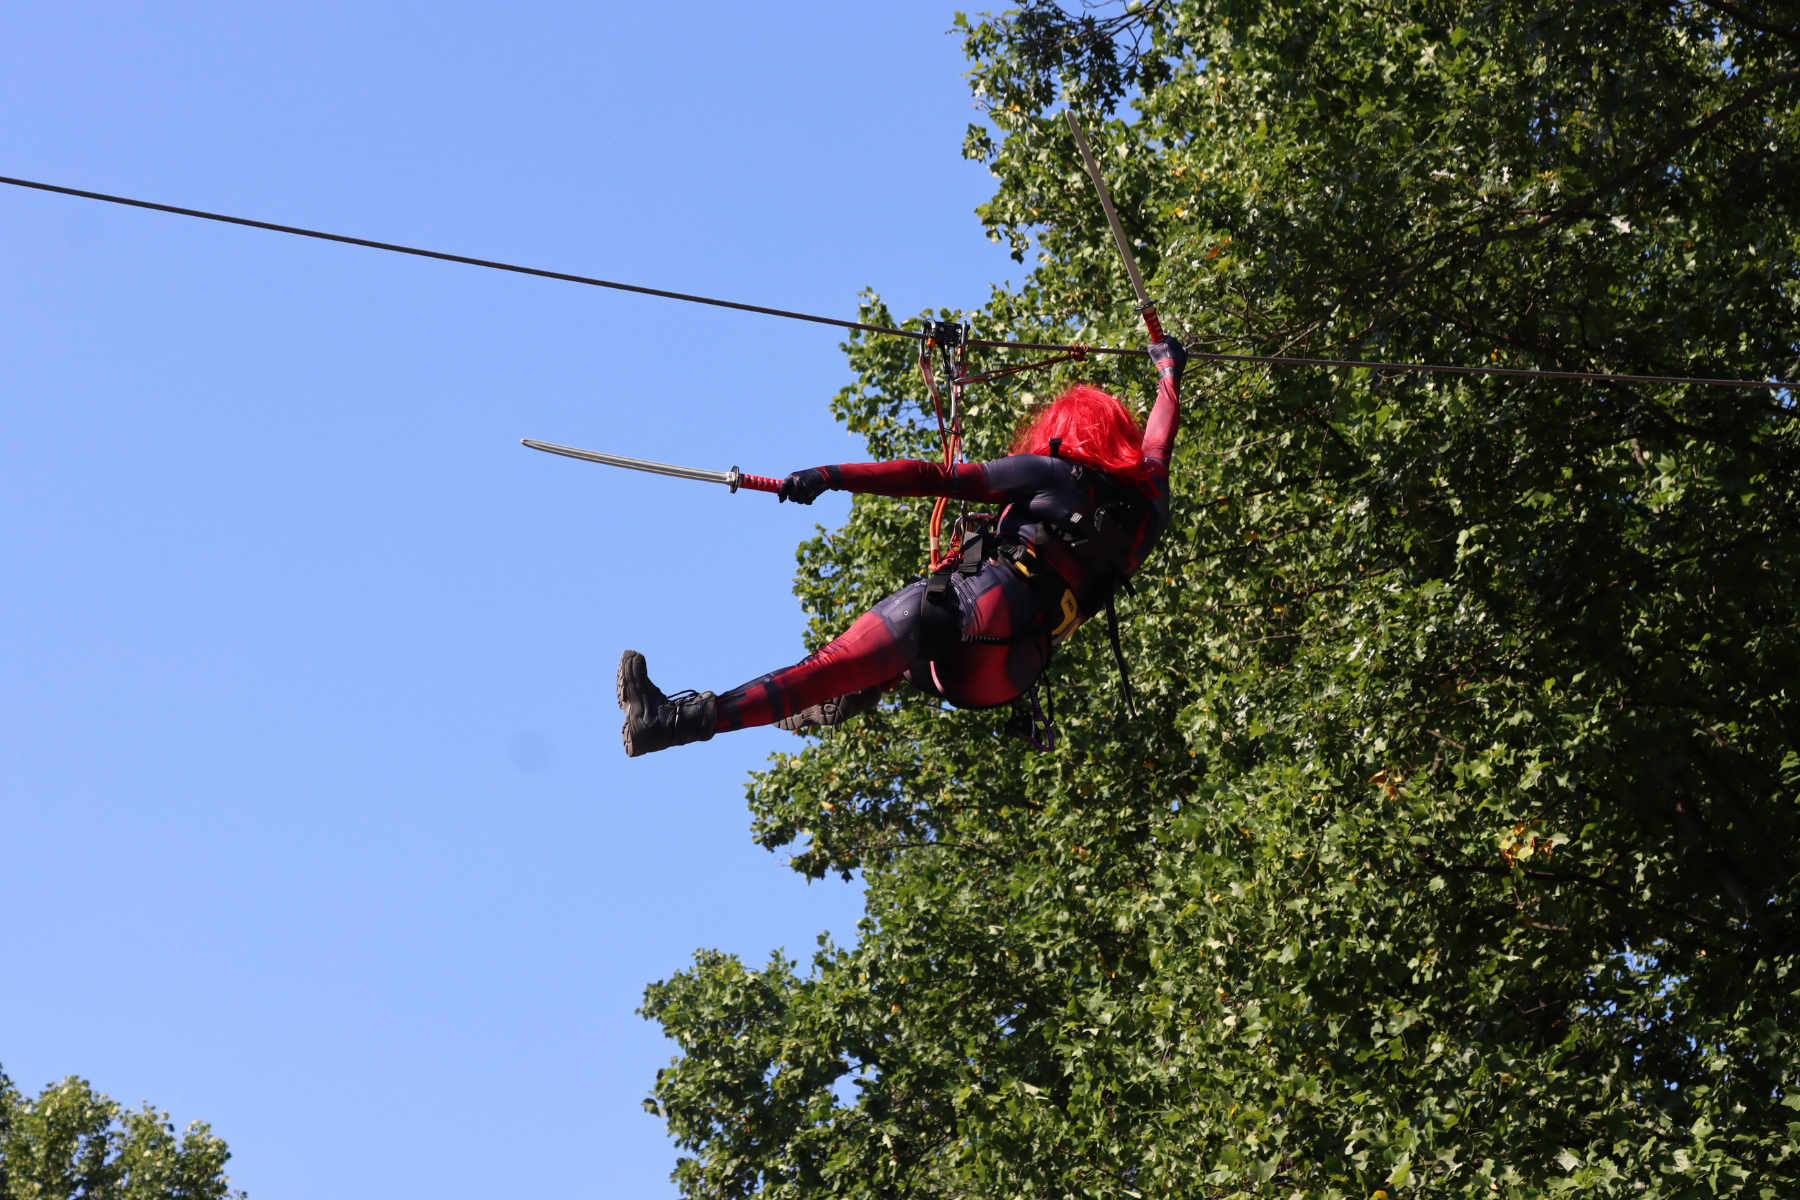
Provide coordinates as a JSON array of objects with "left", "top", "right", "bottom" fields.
[
  {"left": 1690, "top": 0, "right": 1800, "bottom": 49},
  {"left": 1413, "top": 858, "right": 1749, "bottom": 940},
  {"left": 1504, "top": 65, "right": 1800, "bottom": 240},
  {"left": 1322, "top": 64, "right": 1800, "bottom": 306}
]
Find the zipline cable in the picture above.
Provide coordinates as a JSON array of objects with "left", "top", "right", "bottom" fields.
[
  {"left": 0, "top": 174, "right": 943, "bottom": 345},
  {"left": 2, "top": 173, "right": 1794, "bottom": 392}
]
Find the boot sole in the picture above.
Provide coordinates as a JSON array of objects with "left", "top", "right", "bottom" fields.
[
  {"left": 617, "top": 649, "right": 640, "bottom": 714},
  {"left": 618, "top": 650, "right": 643, "bottom": 757}
]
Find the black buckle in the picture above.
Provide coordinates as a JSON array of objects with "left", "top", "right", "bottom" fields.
[{"left": 958, "top": 531, "right": 987, "bottom": 573}]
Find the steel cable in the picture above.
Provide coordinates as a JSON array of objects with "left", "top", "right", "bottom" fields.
[{"left": 2, "top": 173, "right": 1793, "bottom": 391}]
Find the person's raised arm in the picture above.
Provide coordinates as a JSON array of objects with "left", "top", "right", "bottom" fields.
[
  {"left": 778, "top": 460, "right": 1003, "bottom": 505},
  {"left": 1141, "top": 339, "right": 1187, "bottom": 473}
]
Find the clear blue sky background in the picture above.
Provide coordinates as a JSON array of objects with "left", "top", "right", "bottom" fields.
[{"left": 0, "top": 4, "right": 1025, "bottom": 1196}]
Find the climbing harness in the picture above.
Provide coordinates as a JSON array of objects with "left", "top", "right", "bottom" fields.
[
  {"left": 916, "top": 522, "right": 1067, "bottom": 751},
  {"left": 910, "top": 309, "right": 1155, "bottom": 740}
]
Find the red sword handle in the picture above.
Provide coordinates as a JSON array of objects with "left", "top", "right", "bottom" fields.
[
  {"left": 1138, "top": 304, "right": 1165, "bottom": 345},
  {"left": 727, "top": 467, "right": 783, "bottom": 494}
]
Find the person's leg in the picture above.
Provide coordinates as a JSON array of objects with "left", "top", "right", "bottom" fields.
[
  {"left": 621, "top": 585, "right": 927, "bottom": 755},
  {"left": 715, "top": 584, "right": 924, "bottom": 731},
  {"left": 619, "top": 566, "right": 1050, "bottom": 756}
]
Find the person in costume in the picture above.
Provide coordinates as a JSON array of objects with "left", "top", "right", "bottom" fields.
[{"left": 615, "top": 338, "right": 1187, "bottom": 756}]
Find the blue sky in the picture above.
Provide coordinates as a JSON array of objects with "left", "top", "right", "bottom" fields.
[{"left": 0, "top": 4, "right": 1025, "bottom": 1196}]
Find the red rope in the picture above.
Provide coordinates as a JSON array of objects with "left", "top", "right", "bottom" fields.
[
  {"left": 919, "top": 336, "right": 975, "bottom": 571},
  {"left": 956, "top": 346, "right": 1090, "bottom": 386}
]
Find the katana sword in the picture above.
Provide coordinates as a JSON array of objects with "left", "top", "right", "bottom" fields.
[
  {"left": 1064, "top": 110, "right": 1165, "bottom": 344},
  {"left": 521, "top": 438, "right": 783, "bottom": 494}
]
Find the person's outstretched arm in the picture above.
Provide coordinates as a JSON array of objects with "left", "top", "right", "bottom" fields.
[
  {"left": 780, "top": 339, "right": 1184, "bottom": 506},
  {"left": 778, "top": 459, "right": 1003, "bottom": 505},
  {"left": 1140, "top": 339, "right": 1187, "bottom": 485}
]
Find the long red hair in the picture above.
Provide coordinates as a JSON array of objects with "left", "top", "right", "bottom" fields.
[{"left": 1010, "top": 384, "right": 1150, "bottom": 487}]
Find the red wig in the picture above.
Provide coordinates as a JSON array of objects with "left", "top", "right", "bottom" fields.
[{"left": 1010, "top": 384, "right": 1150, "bottom": 486}]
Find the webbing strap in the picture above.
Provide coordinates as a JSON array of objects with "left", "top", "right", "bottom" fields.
[
  {"left": 920, "top": 571, "right": 960, "bottom": 662},
  {"left": 1105, "top": 595, "right": 1135, "bottom": 716}
]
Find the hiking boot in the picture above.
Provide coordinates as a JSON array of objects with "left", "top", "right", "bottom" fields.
[
  {"left": 773, "top": 684, "right": 885, "bottom": 733},
  {"left": 617, "top": 650, "right": 717, "bottom": 757}
]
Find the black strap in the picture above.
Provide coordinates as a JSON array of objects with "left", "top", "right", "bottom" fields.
[
  {"left": 920, "top": 570, "right": 960, "bottom": 662},
  {"left": 1003, "top": 679, "right": 1057, "bottom": 751},
  {"left": 1105, "top": 593, "right": 1135, "bottom": 716},
  {"left": 958, "top": 531, "right": 987, "bottom": 574}
]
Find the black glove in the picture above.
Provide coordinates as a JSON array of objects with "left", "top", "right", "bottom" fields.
[
  {"left": 1148, "top": 337, "right": 1188, "bottom": 388},
  {"left": 779, "top": 468, "right": 830, "bottom": 505}
]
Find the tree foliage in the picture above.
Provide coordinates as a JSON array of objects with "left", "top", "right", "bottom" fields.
[
  {"left": 0, "top": 1067, "right": 243, "bottom": 1200},
  {"left": 642, "top": 1, "right": 1800, "bottom": 1196}
]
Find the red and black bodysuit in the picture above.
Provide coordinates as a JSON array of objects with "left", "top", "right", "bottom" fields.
[{"left": 715, "top": 359, "right": 1183, "bottom": 732}]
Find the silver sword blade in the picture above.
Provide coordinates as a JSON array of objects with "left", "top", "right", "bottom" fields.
[
  {"left": 1064, "top": 110, "right": 1152, "bottom": 312},
  {"left": 521, "top": 439, "right": 734, "bottom": 486}
]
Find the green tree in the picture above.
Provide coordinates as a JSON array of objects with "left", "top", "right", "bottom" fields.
[
  {"left": 0, "top": 1067, "right": 244, "bottom": 1200},
  {"left": 642, "top": 1, "right": 1800, "bottom": 1196}
]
